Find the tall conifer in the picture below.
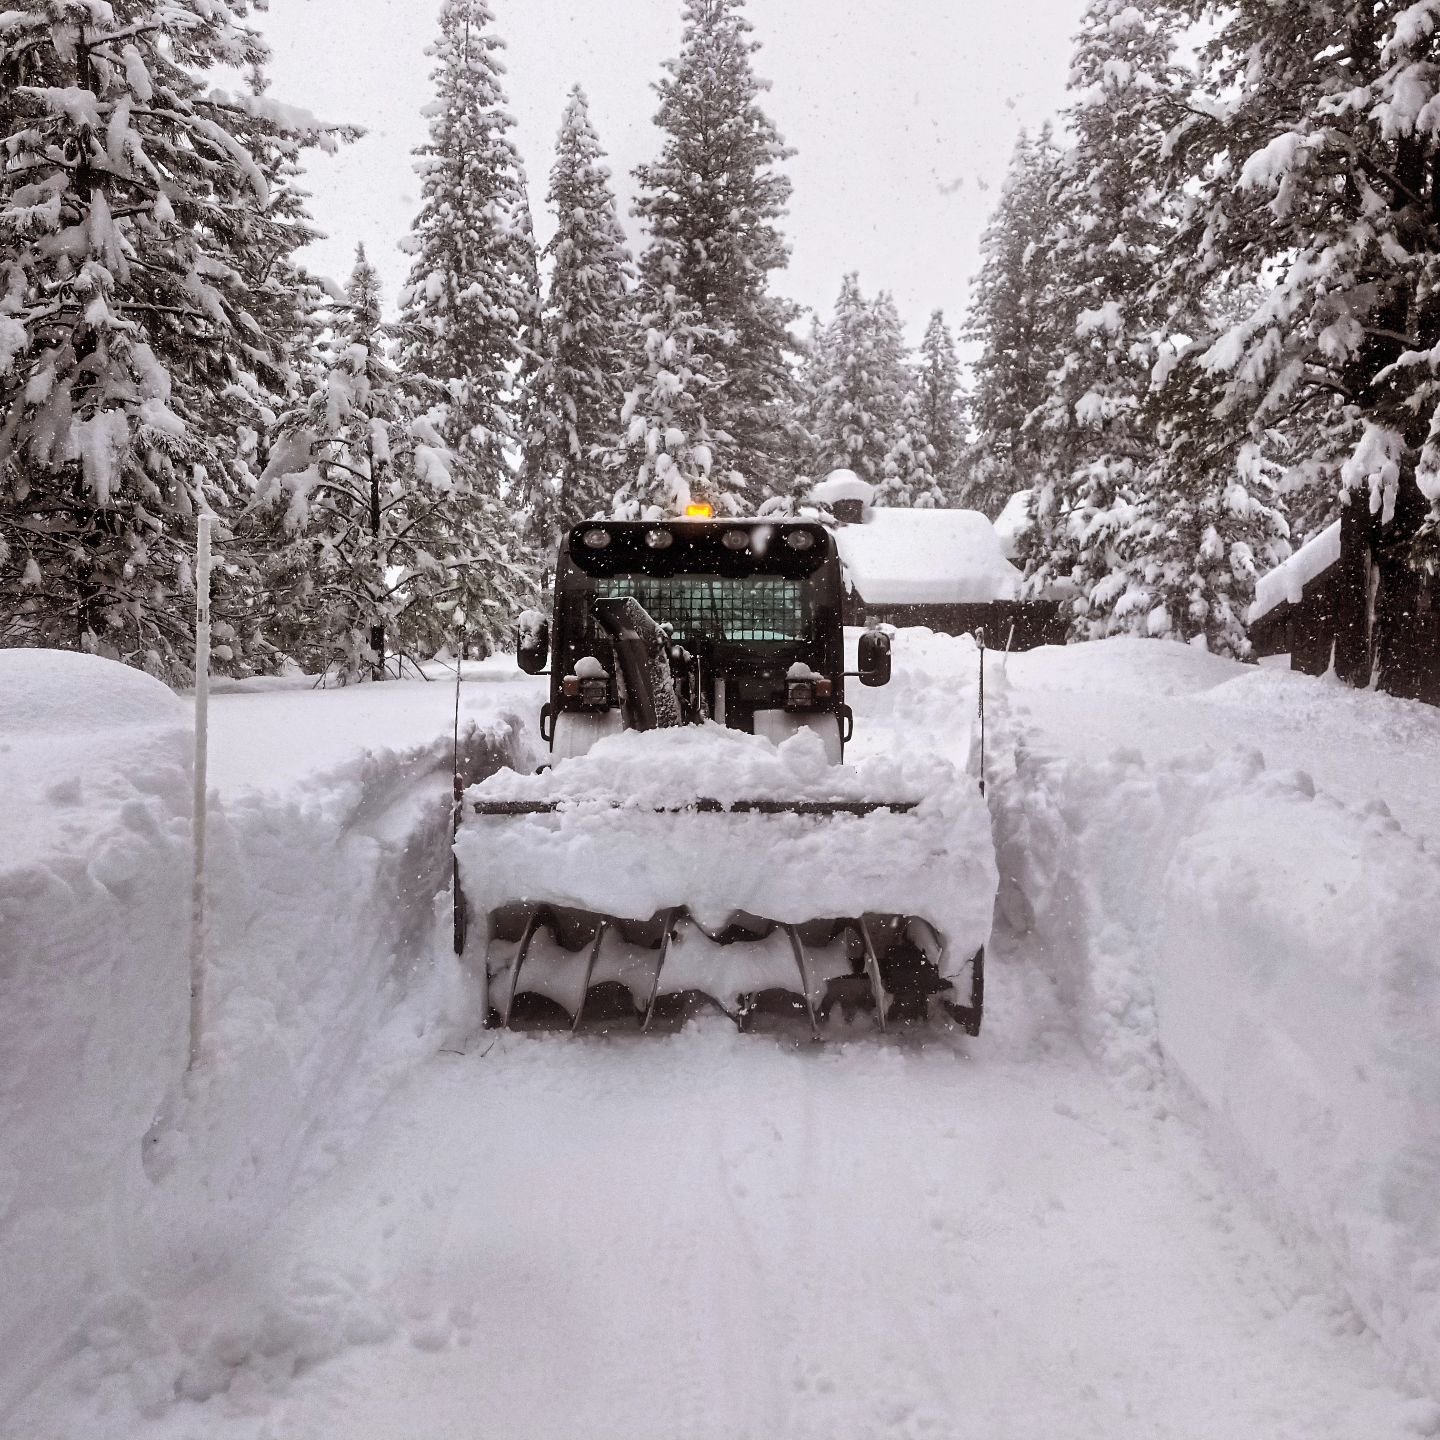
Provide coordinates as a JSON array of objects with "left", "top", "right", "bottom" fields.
[
  {"left": 397, "top": 0, "right": 528, "bottom": 489},
  {"left": 964, "top": 126, "right": 1065, "bottom": 518},
  {"left": 522, "top": 88, "right": 634, "bottom": 544},
  {"left": 809, "top": 276, "right": 908, "bottom": 490},
  {"left": 0, "top": 0, "right": 348, "bottom": 676},
  {"left": 632, "top": 0, "right": 798, "bottom": 504},
  {"left": 1029, "top": 0, "right": 1283, "bottom": 654},
  {"left": 607, "top": 285, "right": 732, "bottom": 517},
  {"left": 1157, "top": 0, "right": 1440, "bottom": 684},
  {"left": 916, "top": 311, "right": 969, "bottom": 505}
]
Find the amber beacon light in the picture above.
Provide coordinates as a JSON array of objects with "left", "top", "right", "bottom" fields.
[{"left": 684, "top": 502, "right": 714, "bottom": 519}]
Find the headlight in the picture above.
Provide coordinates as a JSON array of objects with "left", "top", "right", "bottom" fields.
[
  {"left": 581, "top": 528, "right": 611, "bottom": 549},
  {"left": 644, "top": 528, "right": 674, "bottom": 550},
  {"left": 721, "top": 528, "right": 750, "bottom": 551},
  {"left": 784, "top": 529, "right": 816, "bottom": 551}
]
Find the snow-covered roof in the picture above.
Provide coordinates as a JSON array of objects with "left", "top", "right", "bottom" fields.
[
  {"left": 834, "top": 507, "right": 1022, "bottom": 605},
  {"left": 992, "top": 490, "right": 1033, "bottom": 561},
  {"left": 808, "top": 469, "right": 875, "bottom": 507},
  {"left": 1250, "top": 520, "right": 1340, "bottom": 625}
]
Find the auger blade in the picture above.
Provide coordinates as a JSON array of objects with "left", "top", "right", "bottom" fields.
[{"left": 479, "top": 904, "right": 977, "bottom": 1038}]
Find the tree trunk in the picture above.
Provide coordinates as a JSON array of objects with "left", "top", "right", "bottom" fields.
[
  {"left": 1333, "top": 499, "right": 1374, "bottom": 686},
  {"left": 369, "top": 439, "right": 385, "bottom": 681},
  {"left": 1374, "top": 473, "right": 1432, "bottom": 699}
]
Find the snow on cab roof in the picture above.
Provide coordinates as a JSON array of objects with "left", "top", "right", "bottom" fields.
[
  {"left": 833, "top": 506, "right": 1022, "bottom": 606},
  {"left": 1250, "top": 518, "right": 1339, "bottom": 625}
]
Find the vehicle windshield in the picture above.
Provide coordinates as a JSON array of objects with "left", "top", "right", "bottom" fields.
[{"left": 596, "top": 574, "right": 807, "bottom": 644}]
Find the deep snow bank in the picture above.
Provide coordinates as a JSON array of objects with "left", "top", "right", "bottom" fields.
[
  {"left": 991, "top": 644, "right": 1440, "bottom": 1393},
  {"left": 1161, "top": 781, "right": 1440, "bottom": 1388},
  {"left": 0, "top": 653, "right": 194, "bottom": 1418},
  {"left": 0, "top": 652, "right": 530, "bottom": 1419}
]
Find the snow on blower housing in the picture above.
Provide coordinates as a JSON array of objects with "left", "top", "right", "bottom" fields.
[{"left": 454, "top": 514, "right": 995, "bottom": 1036}]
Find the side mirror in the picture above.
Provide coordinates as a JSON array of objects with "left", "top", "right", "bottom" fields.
[
  {"left": 857, "top": 629, "right": 891, "bottom": 687},
  {"left": 516, "top": 611, "right": 549, "bottom": 675}
]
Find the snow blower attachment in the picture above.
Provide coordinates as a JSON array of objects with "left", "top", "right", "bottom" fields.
[{"left": 456, "top": 518, "right": 995, "bottom": 1036}]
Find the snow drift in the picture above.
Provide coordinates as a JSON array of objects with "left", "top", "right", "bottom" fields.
[
  {"left": 0, "top": 650, "right": 529, "bottom": 1419},
  {"left": 0, "top": 653, "right": 197, "bottom": 1418},
  {"left": 991, "top": 645, "right": 1440, "bottom": 1394}
]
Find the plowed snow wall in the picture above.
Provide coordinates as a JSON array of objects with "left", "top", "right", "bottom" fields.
[
  {"left": 1160, "top": 786, "right": 1440, "bottom": 1391},
  {"left": 0, "top": 703, "right": 524, "bottom": 1420},
  {"left": 993, "top": 725, "right": 1440, "bottom": 1394}
]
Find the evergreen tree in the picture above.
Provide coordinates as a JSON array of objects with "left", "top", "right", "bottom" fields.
[
  {"left": 1118, "top": 366, "right": 1288, "bottom": 657},
  {"left": 916, "top": 310, "right": 969, "bottom": 504},
  {"left": 606, "top": 285, "right": 734, "bottom": 518},
  {"left": 964, "top": 125, "right": 1064, "bottom": 518},
  {"left": 0, "top": 0, "right": 349, "bottom": 677},
  {"left": 1159, "top": 0, "right": 1440, "bottom": 688},
  {"left": 785, "top": 311, "right": 826, "bottom": 493},
  {"left": 881, "top": 388, "right": 944, "bottom": 508},
  {"left": 259, "top": 250, "right": 440, "bottom": 677},
  {"left": 397, "top": 0, "right": 528, "bottom": 490},
  {"left": 260, "top": 249, "right": 534, "bottom": 675},
  {"left": 868, "top": 290, "right": 911, "bottom": 461},
  {"left": 1021, "top": 1, "right": 1182, "bottom": 634},
  {"left": 511, "top": 175, "right": 551, "bottom": 552},
  {"left": 809, "top": 275, "right": 905, "bottom": 488},
  {"left": 522, "top": 87, "right": 634, "bottom": 544},
  {"left": 1000, "top": 0, "right": 1289, "bottom": 656},
  {"left": 632, "top": 0, "right": 798, "bottom": 504}
]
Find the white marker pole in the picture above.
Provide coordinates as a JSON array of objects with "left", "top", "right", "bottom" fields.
[{"left": 189, "top": 513, "right": 212, "bottom": 1071}]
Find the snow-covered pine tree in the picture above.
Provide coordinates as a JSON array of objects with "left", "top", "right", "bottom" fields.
[
  {"left": 259, "top": 249, "right": 436, "bottom": 677},
  {"left": 916, "top": 310, "right": 970, "bottom": 505},
  {"left": 881, "top": 387, "right": 944, "bottom": 508},
  {"left": 259, "top": 248, "right": 534, "bottom": 676},
  {"left": 809, "top": 275, "right": 899, "bottom": 487},
  {"left": 786, "top": 311, "right": 826, "bottom": 490},
  {"left": 521, "top": 87, "right": 634, "bottom": 545},
  {"left": 606, "top": 284, "right": 734, "bottom": 518},
  {"left": 1159, "top": 0, "right": 1440, "bottom": 691},
  {"left": 1116, "top": 358, "right": 1289, "bottom": 657},
  {"left": 1021, "top": 0, "right": 1192, "bottom": 642},
  {"left": 511, "top": 175, "right": 552, "bottom": 552},
  {"left": 868, "top": 291, "right": 912, "bottom": 474},
  {"left": 397, "top": 0, "right": 528, "bottom": 491},
  {"left": 632, "top": 0, "right": 798, "bottom": 505},
  {"left": 964, "top": 125, "right": 1065, "bottom": 518},
  {"left": 0, "top": 0, "right": 350, "bottom": 678}
]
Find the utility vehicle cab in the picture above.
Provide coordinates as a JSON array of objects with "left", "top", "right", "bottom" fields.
[{"left": 516, "top": 517, "right": 892, "bottom": 762}]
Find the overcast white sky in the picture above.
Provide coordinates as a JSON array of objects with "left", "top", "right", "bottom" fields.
[{"left": 257, "top": 0, "right": 1083, "bottom": 341}]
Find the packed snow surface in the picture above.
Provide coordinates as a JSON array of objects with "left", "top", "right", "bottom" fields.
[
  {"left": 8, "top": 632, "right": 1440, "bottom": 1437},
  {"left": 16, "top": 1031, "right": 1428, "bottom": 1440},
  {"left": 834, "top": 506, "right": 1022, "bottom": 604},
  {"left": 459, "top": 721, "right": 996, "bottom": 971},
  {"left": 1251, "top": 516, "right": 1340, "bottom": 622}
]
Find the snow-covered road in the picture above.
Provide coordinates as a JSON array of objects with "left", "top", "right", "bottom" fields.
[
  {"left": 8, "top": 635, "right": 1440, "bottom": 1438},
  {"left": 41, "top": 1017, "right": 1421, "bottom": 1440}
]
